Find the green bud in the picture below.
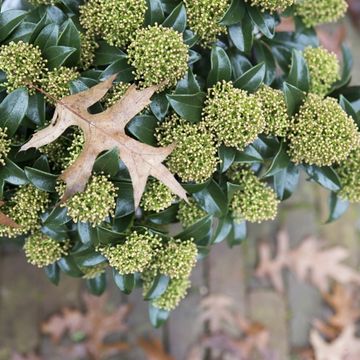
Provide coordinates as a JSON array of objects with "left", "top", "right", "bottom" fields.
[
  {"left": 99, "top": 231, "right": 162, "bottom": 274},
  {"left": 0, "top": 127, "right": 11, "bottom": 165},
  {"left": 61, "top": 175, "right": 117, "bottom": 226},
  {"left": 152, "top": 278, "right": 191, "bottom": 311},
  {"left": 156, "top": 115, "right": 218, "bottom": 183},
  {"left": 295, "top": 0, "right": 348, "bottom": 27},
  {"left": 79, "top": 0, "right": 147, "bottom": 48},
  {"left": 103, "top": 82, "right": 131, "bottom": 108},
  {"left": 256, "top": 85, "right": 290, "bottom": 137},
  {"left": 0, "top": 185, "right": 50, "bottom": 238},
  {"left": 63, "top": 130, "right": 85, "bottom": 167},
  {"left": 288, "top": 94, "right": 359, "bottom": 166},
  {"left": 184, "top": 0, "right": 229, "bottom": 46},
  {"left": 202, "top": 81, "right": 264, "bottom": 150},
  {"left": 304, "top": 47, "right": 340, "bottom": 97},
  {"left": 245, "top": 0, "right": 294, "bottom": 12},
  {"left": 24, "top": 232, "right": 69, "bottom": 268},
  {"left": 41, "top": 67, "right": 79, "bottom": 103},
  {"left": 80, "top": 32, "right": 99, "bottom": 70},
  {"left": 0, "top": 41, "right": 47, "bottom": 93},
  {"left": 155, "top": 239, "right": 198, "bottom": 279},
  {"left": 128, "top": 25, "right": 189, "bottom": 90},
  {"left": 177, "top": 199, "right": 207, "bottom": 228},
  {"left": 229, "top": 168, "right": 279, "bottom": 223},
  {"left": 141, "top": 179, "right": 175, "bottom": 213},
  {"left": 337, "top": 148, "right": 360, "bottom": 203}
]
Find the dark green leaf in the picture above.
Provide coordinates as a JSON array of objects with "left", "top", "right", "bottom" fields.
[
  {"left": 264, "top": 141, "right": 290, "bottom": 177},
  {"left": 150, "top": 92, "right": 170, "bottom": 121},
  {"left": 219, "top": 145, "right": 236, "bottom": 173},
  {"left": 77, "top": 222, "right": 98, "bottom": 245},
  {"left": 176, "top": 215, "right": 213, "bottom": 246},
  {"left": 93, "top": 148, "right": 120, "bottom": 176},
  {"left": 220, "top": 0, "right": 245, "bottom": 25},
  {"left": 233, "top": 63, "right": 265, "bottom": 92},
  {"left": 147, "top": 204, "right": 179, "bottom": 225},
  {"left": 149, "top": 303, "right": 169, "bottom": 328},
  {"left": 94, "top": 41, "right": 126, "bottom": 66},
  {"left": 25, "top": 167, "right": 57, "bottom": 192},
  {"left": 273, "top": 163, "right": 300, "bottom": 200},
  {"left": 227, "top": 220, "right": 246, "bottom": 247},
  {"left": 43, "top": 45, "right": 76, "bottom": 69},
  {"left": 34, "top": 23, "right": 59, "bottom": 50},
  {"left": 145, "top": 0, "right": 165, "bottom": 25},
  {"left": 283, "top": 81, "right": 305, "bottom": 116},
  {"left": 287, "top": 50, "right": 309, "bottom": 92},
  {"left": 247, "top": 7, "right": 275, "bottom": 39},
  {"left": 0, "top": 159, "right": 28, "bottom": 185},
  {"left": 0, "top": 10, "right": 27, "bottom": 42},
  {"left": 58, "top": 19, "right": 80, "bottom": 65},
  {"left": 97, "top": 226, "right": 124, "bottom": 245},
  {"left": 326, "top": 192, "right": 349, "bottom": 223},
  {"left": 162, "top": 3, "right": 186, "bottom": 33},
  {"left": 27, "top": 93, "right": 45, "bottom": 126},
  {"left": 113, "top": 270, "right": 135, "bottom": 294},
  {"left": 57, "top": 256, "right": 84, "bottom": 277},
  {"left": 254, "top": 40, "right": 276, "bottom": 85},
  {"left": 144, "top": 274, "right": 170, "bottom": 300},
  {"left": 207, "top": 46, "right": 232, "bottom": 87},
  {"left": 44, "top": 263, "right": 60, "bottom": 286},
  {"left": 100, "top": 58, "right": 134, "bottom": 82},
  {"left": 175, "top": 69, "right": 201, "bottom": 94},
  {"left": 306, "top": 165, "right": 341, "bottom": 192},
  {"left": 166, "top": 92, "right": 206, "bottom": 123},
  {"left": 114, "top": 182, "right": 135, "bottom": 217},
  {"left": 86, "top": 273, "right": 107, "bottom": 296},
  {"left": 127, "top": 115, "right": 158, "bottom": 146},
  {"left": 340, "top": 95, "right": 360, "bottom": 127},
  {"left": 228, "top": 18, "right": 253, "bottom": 53},
  {"left": 212, "top": 215, "right": 232, "bottom": 244}
]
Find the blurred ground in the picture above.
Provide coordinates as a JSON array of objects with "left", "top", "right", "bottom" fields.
[{"left": 1, "top": 17, "right": 360, "bottom": 360}]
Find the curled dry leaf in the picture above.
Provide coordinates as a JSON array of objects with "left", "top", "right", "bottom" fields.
[
  {"left": 0, "top": 200, "right": 19, "bottom": 228},
  {"left": 311, "top": 324, "right": 360, "bottom": 360},
  {"left": 42, "top": 293, "right": 131, "bottom": 359},
  {"left": 256, "top": 230, "right": 360, "bottom": 292},
  {"left": 21, "top": 75, "right": 187, "bottom": 208}
]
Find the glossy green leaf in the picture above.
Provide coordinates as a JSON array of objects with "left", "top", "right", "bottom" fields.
[
  {"left": 167, "top": 92, "right": 206, "bottom": 123},
  {"left": 43, "top": 207, "right": 70, "bottom": 227},
  {"left": 212, "top": 215, "right": 233, "bottom": 244},
  {"left": 176, "top": 215, "right": 213, "bottom": 246},
  {"left": 43, "top": 45, "right": 76, "bottom": 69},
  {"left": 27, "top": 93, "right": 45, "bottom": 126},
  {"left": 228, "top": 18, "right": 253, "bottom": 53},
  {"left": 219, "top": 145, "right": 236, "bottom": 173},
  {"left": 0, "top": 159, "right": 28, "bottom": 185},
  {"left": 227, "top": 220, "right": 246, "bottom": 247},
  {"left": 97, "top": 226, "right": 124, "bottom": 245},
  {"left": 25, "top": 167, "right": 58, "bottom": 192},
  {"left": 326, "top": 192, "right": 350, "bottom": 224},
  {"left": 100, "top": 58, "right": 134, "bottom": 82},
  {"left": 0, "top": 10, "right": 27, "bottom": 42},
  {"left": 287, "top": 50, "right": 309, "bottom": 92},
  {"left": 340, "top": 95, "right": 360, "bottom": 127},
  {"left": 58, "top": 18, "right": 80, "bottom": 65},
  {"left": 162, "top": 3, "right": 186, "bottom": 33},
  {"left": 193, "top": 180, "right": 228, "bottom": 217},
  {"left": 93, "top": 148, "right": 120, "bottom": 176},
  {"left": 247, "top": 7, "right": 275, "bottom": 39},
  {"left": 207, "top": 46, "right": 232, "bottom": 87},
  {"left": 94, "top": 41, "right": 126, "bottom": 66},
  {"left": 0, "top": 88, "right": 29, "bottom": 136},
  {"left": 233, "top": 63, "right": 265, "bottom": 92},
  {"left": 144, "top": 274, "right": 170, "bottom": 301},
  {"left": 127, "top": 115, "right": 158, "bottom": 146},
  {"left": 283, "top": 81, "right": 305, "bottom": 116},
  {"left": 58, "top": 256, "right": 84, "bottom": 277},
  {"left": 77, "top": 222, "right": 98, "bottom": 245},
  {"left": 273, "top": 163, "right": 300, "bottom": 200},
  {"left": 34, "top": 23, "right": 59, "bottom": 50},
  {"left": 254, "top": 40, "right": 276, "bottom": 85},
  {"left": 86, "top": 273, "right": 107, "bottom": 296},
  {"left": 264, "top": 141, "right": 290, "bottom": 177},
  {"left": 114, "top": 182, "right": 135, "bottom": 217},
  {"left": 150, "top": 92, "right": 170, "bottom": 121},
  {"left": 44, "top": 263, "right": 60, "bottom": 286},
  {"left": 145, "top": 0, "right": 165, "bottom": 25},
  {"left": 175, "top": 69, "right": 201, "bottom": 94},
  {"left": 306, "top": 165, "right": 341, "bottom": 192},
  {"left": 220, "top": 0, "right": 245, "bottom": 25},
  {"left": 113, "top": 270, "right": 135, "bottom": 294},
  {"left": 149, "top": 303, "right": 169, "bottom": 328},
  {"left": 147, "top": 204, "right": 179, "bottom": 225}
]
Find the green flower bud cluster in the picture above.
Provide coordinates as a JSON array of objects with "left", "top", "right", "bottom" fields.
[
  {"left": 103, "top": 82, "right": 131, "bottom": 108},
  {"left": 0, "top": 41, "right": 47, "bottom": 93},
  {"left": 140, "top": 179, "right": 175, "bottom": 213},
  {"left": 0, "top": 127, "right": 11, "bottom": 165},
  {"left": 81, "top": 263, "right": 107, "bottom": 279},
  {"left": 79, "top": 0, "right": 147, "bottom": 48},
  {"left": 28, "top": 0, "right": 59, "bottom": 5},
  {"left": 99, "top": 231, "right": 162, "bottom": 274},
  {"left": 295, "top": 0, "right": 348, "bottom": 27},
  {"left": 256, "top": 85, "right": 290, "bottom": 137},
  {"left": 63, "top": 130, "right": 85, "bottom": 167},
  {"left": 202, "top": 81, "right": 264, "bottom": 150},
  {"left": 337, "top": 148, "right": 360, "bottom": 203},
  {"left": 155, "top": 239, "right": 198, "bottom": 280},
  {"left": 40, "top": 139, "right": 69, "bottom": 170},
  {"left": 184, "top": 0, "right": 229, "bottom": 46},
  {"left": 24, "top": 232, "right": 69, "bottom": 268},
  {"left": 156, "top": 115, "right": 218, "bottom": 183},
  {"left": 229, "top": 168, "right": 279, "bottom": 223},
  {"left": 80, "top": 33, "right": 98, "bottom": 70},
  {"left": 62, "top": 175, "right": 117, "bottom": 226},
  {"left": 41, "top": 67, "right": 79, "bottom": 103},
  {"left": 288, "top": 94, "right": 359, "bottom": 166},
  {"left": 128, "top": 25, "right": 189, "bottom": 90},
  {"left": 245, "top": 0, "right": 294, "bottom": 12},
  {"left": 304, "top": 47, "right": 340, "bottom": 97},
  {"left": 0, "top": 185, "right": 49, "bottom": 238},
  {"left": 152, "top": 278, "right": 191, "bottom": 311},
  {"left": 177, "top": 199, "right": 207, "bottom": 228}
]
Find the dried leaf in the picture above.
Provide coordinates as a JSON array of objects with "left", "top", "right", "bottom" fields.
[
  {"left": 311, "top": 324, "right": 360, "bottom": 360},
  {"left": 256, "top": 231, "right": 360, "bottom": 292},
  {"left": 21, "top": 76, "right": 187, "bottom": 208},
  {"left": 138, "top": 338, "right": 174, "bottom": 360},
  {"left": 42, "top": 293, "right": 131, "bottom": 359},
  {"left": 0, "top": 200, "right": 19, "bottom": 228}
]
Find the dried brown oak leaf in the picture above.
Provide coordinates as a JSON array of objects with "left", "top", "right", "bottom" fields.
[
  {"left": 311, "top": 324, "right": 360, "bottom": 360},
  {"left": 21, "top": 75, "right": 187, "bottom": 208},
  {"left": 256, "top": 230, "right": 360, "bottom": 293},
  {"left": 0, "top": 200, "right": 19, "bottom": 228},
  {"left": 42, "top": 293, "right": 130, "bottom": 359}
]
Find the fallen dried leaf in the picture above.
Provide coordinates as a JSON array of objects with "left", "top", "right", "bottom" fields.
[
  {"left": 21, "top": 76, "right": 187, "bottom": 208},
  {"left": 256, "top": 231, "right": 360, "bottom": 292},
  {"left": 0, "top": 200, "right": 19, "bottom": 228}
]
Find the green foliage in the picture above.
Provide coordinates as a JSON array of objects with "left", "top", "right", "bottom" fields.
[{"left": 0, "top": 0, "right": 358, "bottom": 326}]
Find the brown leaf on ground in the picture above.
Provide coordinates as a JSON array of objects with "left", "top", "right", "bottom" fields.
[
  {"left": 138, "top": 338, "right": 175, "bottom": 360},
  {"left": 256, "top": 230, "right": 360, "bottom": 292},
  {"left": 41, "top": 293, "right": 131, "bottom": 359},
  {"left": 21, "top": 76, "right": 187, "bottom": 208},
  {"left": 11, "top": 353, "right": 43, "bottom": 360},
  {"left": 188, "top": 295, "right": 274, "bottom": 360},
  {"left": 314, "top": 283, "right": 360, "bottom": 340},
  {"left": 0, "top": 200, "right": 19, "bottom": 228},
  {"left": 311, "top": 324, "right": 360, "bottom": 360}
]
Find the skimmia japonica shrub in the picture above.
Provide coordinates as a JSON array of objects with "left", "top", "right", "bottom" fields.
[{"left": 0, "top": 0, "right": 358, "bottom": 326}]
